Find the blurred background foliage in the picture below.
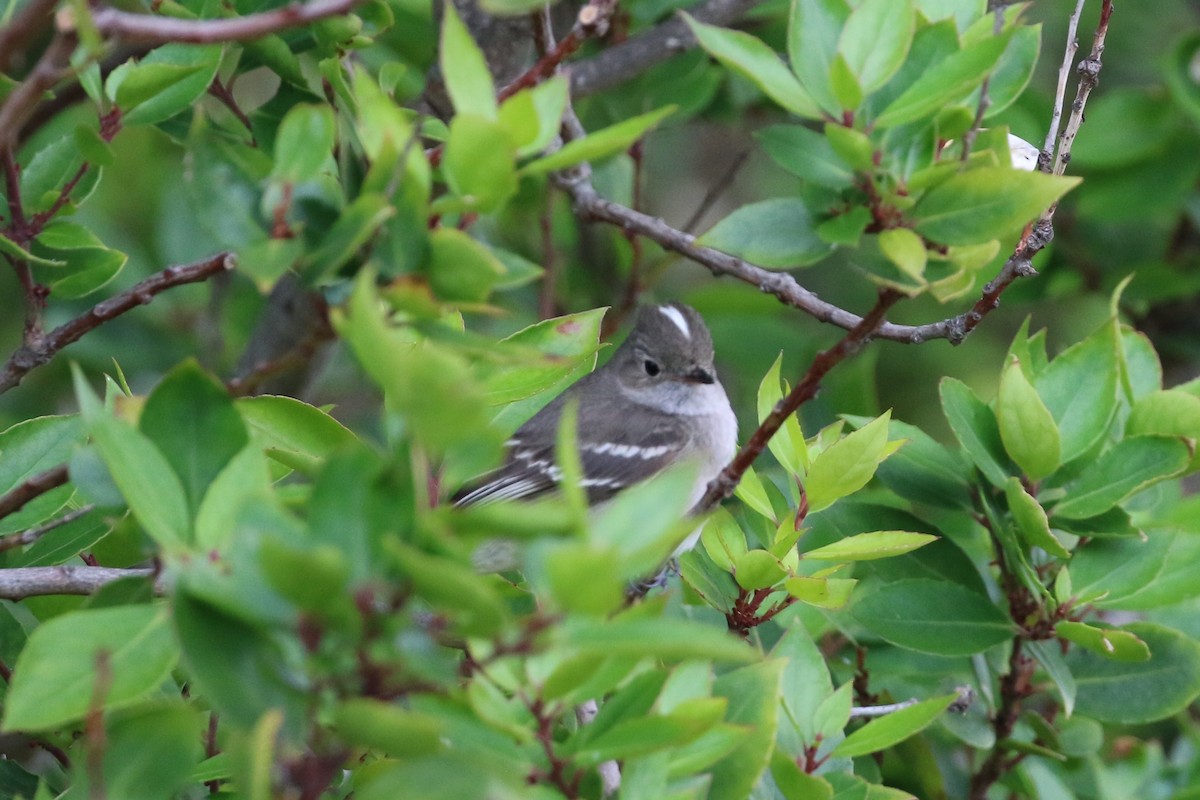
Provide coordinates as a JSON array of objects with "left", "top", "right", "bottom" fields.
[{"left": 3, "top": 0, "right": 1197, "bottom": 442}]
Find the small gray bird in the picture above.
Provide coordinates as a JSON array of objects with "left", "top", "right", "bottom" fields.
[{"left": 454, "top": 303, "right": 737, "bottom": 548}]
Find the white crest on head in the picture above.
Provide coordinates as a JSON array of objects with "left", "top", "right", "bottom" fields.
[{"left": 658, "top": 305, "right": 691, "bottom": 339}]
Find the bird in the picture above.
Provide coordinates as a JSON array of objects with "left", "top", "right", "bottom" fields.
[{"left": 453, "top": 302, "right": 737, "bottom": 552}]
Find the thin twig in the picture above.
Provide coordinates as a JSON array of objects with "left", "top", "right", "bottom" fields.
[
  {"left": 0, "top": 0, "right": 61, "bottom": 74},
  {"left": 0, "top": 505, "right": 97, "bottom": 553},
  {"left": 1043, "top": 0, "right": 1088, "bottom": 161},
  {"left": 0, "top": 252, "right": 236, "bottom": 395},
  {"left": 0, "top": 464, "right": 70, "bottom": 522},
  {"left": 682, "top": 149, "right": 750, "bottom": 234},
  {"left": 698, "top": 288, "right": 903, "bottom": 513},
  {"left": 0, "top": 34, "right": 74, "bottom": 151},
  {"left": 960, "top": 7, "right": 1007, "bottom": 161},
  {"left": 82, "top": 0, "right": 367, "bottom": 44},
  {"left": 1051, "top": 0, "right": 1112, "bottom": 176},
  {"left": 569, "top": 0, "right": 764, "bottom": 97},
  {"left": 0, "top": 566, "right": 156, "bottom": 599}
]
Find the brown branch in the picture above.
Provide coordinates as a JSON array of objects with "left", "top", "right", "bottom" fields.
[
  {"left": 0, "top": 566, "right": 156, "bottom": 599},
  {"left": 569, "top": 0, "right": 765, "bottom": 98},
  {"left": 0, "top": 34, "right": 74, "bottom": 152},
  {"left": 0, "top": 252, "right": 236, "bottom": 395},
  {"left": 1042, "top": 0, "right": 1087, "bottom": 160},
  {"left": 1050, "top": 0, "right": 1112, "bottom": 177},
  {"left": 968, "top": 639, "right": 1034, "bottom": 799},
  {"left": 0, "top": 0, "right": 61, "bottom": 74},
  {"left": 0, "top": 505, "right": 96, "bottom": 553},
  {"left": 698, "top": 288, "right": 902, "bottom": 511},
  {"left": 81, "top": 0, "right": 367, "bottom": 44},
  {"left": 0, "top": 464, "right": 69, "bottom": 522}
]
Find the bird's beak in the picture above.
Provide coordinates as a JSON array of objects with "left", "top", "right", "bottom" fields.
[{"left": 682, "top": 366, "right": 716, "bottom": 385}]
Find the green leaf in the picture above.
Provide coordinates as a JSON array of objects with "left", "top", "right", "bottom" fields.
[
  {"left": 771, "top": 752, "right": 834, "bottom": 800},
  {"left": 709, "top": 660, "right": 784, "bottom": 800},
  {"left": 734, "top": 548, "right": 788, "bottom": 590},
  {"left": 439, "top": 2, "right": 497, "bottom": 119},
  {"left": 1068, "top": 532, "right": 1173, "bottom": 607},
  {"left": 443, "top": 114, "right": 517, "bottom": 212},
  {"left": 271, "top": 104, "right": 335, "bottom": 183},
  {"left": 1004, "top": 478, "right": 1069, "bottom": 558},
  {"left": 388, "top": 541, "right": 509, "bottom": 636},
  {"left": 757, "top": 353, "right": 807, "bottom": 474},
  {"left": 1052, "top": 436, "right": 1190, "bottom": 520},
  {"left": 173, "top": 591, "right": 305, "bottom": 730},
  {"left": 1056, "top": 621, "right": 1150, "bottom": 662},
  {"left": 828, "top": 54, "right": 863, "bottom": 111},
  {"left": 788, "top": 0, "right": 852, "bottom": 117},
  {"left": 139, "top": 360, "right": 249, "bottom": 520},
  {"left": 861, "top": 416, "right": 971, "bottom": 509},
  {"left": 562, "top": 617, "right": 755, "bottom": 663},
  {"left": 543, "top": 542, "right": 625, "bottom": 615},
  {"left": 878, "top": 228, "right": 927, "bottom": 280},
  {"left": 32, "top": 221, "right": 127, "bottom": 298},
  {"left": 697, "top": 197, "right": 834, "bottom": 268},
  {"left": 852, "top": 578, "right": 1013, "bottom": 655},
  {"left": 74, "top": 367, "right": 191, "bottom": 549},
  {"left": 1028, "top": 639, "right": 1076, "bottom": 718},
  {"left": 498, "top": 76, "right": 569, "bottom": 157},
  {"left": 1032, "top": 321, "right": 1121, "bottom": 462},
  {"left": 983, "top": 24, "right": 1041, "bottom": 119},
  {"left": 237, "top": 395, "right": 357, "bottom": 468},
  {"left": 301, "top": 192, "right": 395, "bottom": 280},
  {"left": 0, "top": 415, "right": 83, "bottom": 524},
  {"left": 1068, "top": 623, "right": 1200, "bottom": 724},
  {"left": 3, "top": 605, "right": 179, "bottom": 732},
  {"left": 755, "top": 125, "right": 853, "bottom": 189},
  {"left": 1126, "top": 389, "right": 1200, "bottom": 441},
  {"left": 784, "top": 576, "right": 856, "bottom": 609},
  {"left": 520, "top": 106, "right": 676, "bottom": 175},
  {"left": 0, "top": 231, "right": 65, "bottom": 267},
  {"left": 874, "top": 31, "right": 1013, "bottom": 127},
  {"left": 111, "top": 44, "right": 223, "bottom": 127},
  {"left": 79, "top": 705, "right": 203, "bottom": 800},
  {"left": 832, "top": 693, "right": 956, "bottom": 757},
  {"left": 914, "top": 168, "right": 1080, "bottom": 246},
  {"left": 683, "top": 15, "right": 821, "bottom": 119},
  {"left": 996, "top": 356, "right": 1060, "bottom": 480},
  {"left": 837, "top": 0, "right": 914, "bottom": 93},
  {"left": 806, "top": 411, "right": 892, "bottom": 512},
  {"left": 480, "top": 309, "right": 604, "bottom": 405},
  {"left": 333, "top": 699, "right": 444, "bottom": 756},
  {"left": 701, "top": 508, "right": 749, "bottom": 572},
  {"left": 824, "top": 122, "right": 875, "bottom": 170},
  {"left": 426, "top": 227, "right": 507, "bottom": 302},
  {"left": 803, "top": 530, "right": 938, "bottom": 561},
  {"left": 939, "top": 377, "right": 1013, "bottom": 486}
]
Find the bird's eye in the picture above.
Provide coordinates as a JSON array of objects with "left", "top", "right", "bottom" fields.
[{"left": 643, "top": 359, "right": 661, "bottom": 377}]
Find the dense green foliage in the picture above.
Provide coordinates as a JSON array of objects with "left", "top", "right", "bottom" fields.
[{"left": 1, "top": 0, "right": 1200, "bottom": 798}]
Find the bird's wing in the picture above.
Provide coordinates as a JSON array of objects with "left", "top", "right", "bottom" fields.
[{"left": 453, "top": 404, "right": 692, "bottom": 506}]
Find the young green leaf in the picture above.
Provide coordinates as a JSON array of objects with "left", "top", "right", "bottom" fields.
[
  {"left": 805, "top": 411, "right": 892, "bottom": 512},
  {"left": 683, "top": 15, "right": 822, "bottom": 119},
  {"left": 755, "top": 125, "right": 854, "bottom": 189},
  {"left": 831, "top": 693, "right": 957, "bottom": 757},
  {"left": 837, "top": 0, "right": 914, "bottom": 94},
  {"left": 440, "top": 2, "right": 497, "bottom": 119},
  {"left": 788, "top": 0, "right": 852, "bottom": 116},
  {"left": 1056, "top": 621, "right": 1150, "bottom": 662},
  {"left": 784, "top": 576, "right": 856, "bottom": 609},
  {"left": 996, "top": 356, "right": 1060, "bottom": 480},
  {"left": 520, "top": 106, "right": 676, "bottom": 175},
  {"left": 1032, "top": 320, "right": 1121, "bottom": 462},
  {"left": 874, "top": 31, "right": 1013, "bottom": 127},
  {"left": 803, "top": 530, "right": 938, "bottom": 561},
  {"left": 442, "top": 114, "right": 518, "bottom": 212},
  {"left": 757, "top": 353, "right": 807, "bottom": 474},
  {"left": 939, "top": 377, "right": 1014, "bottom": 486},
  {"left": 271, "top": 104, "right": 335, "bottom": 183},
  {"left": 1004, "top": 478, "right": 1069, "bottom": 558}
]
